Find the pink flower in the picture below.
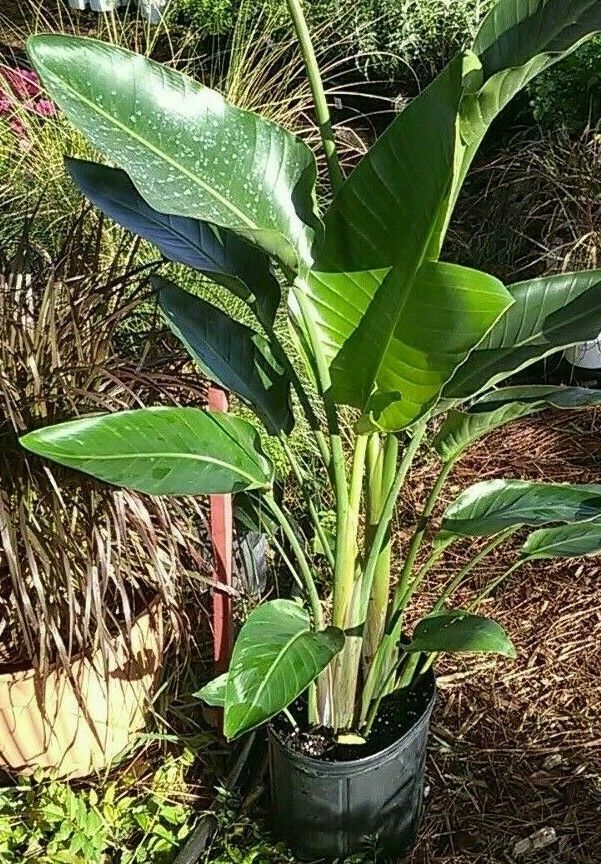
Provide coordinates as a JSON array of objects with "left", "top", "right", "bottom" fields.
[
  {"left": 2, "top": 67, "right": 41, "bottom": 100},
  {"left": 9, "top": 117, "right": 27, "bottom": 138},
  {"left": 32, "top": 99, "right": 57, "bottom": 118},
  {"left": 0, "top": 94, "right": 13, "bottom": 116}
]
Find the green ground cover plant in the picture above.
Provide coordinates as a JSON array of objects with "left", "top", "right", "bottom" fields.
[
  {"left": 19, "top": 0, "right": 601, "bottom": 745},
  {"left": 0, "top": 750, "right": 199, "bottom": 863}
]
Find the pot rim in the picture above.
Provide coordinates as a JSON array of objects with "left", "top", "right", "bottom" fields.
[
  {"left": 0, "top": 594, "right": 162, "bottom": 682},
  {"left": 268, "top": 669, "right": 436, "bottom": 774}
]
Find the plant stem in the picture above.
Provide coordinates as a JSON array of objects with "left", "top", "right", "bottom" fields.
[
  {"left": 359, "top": 424, "right": 427, "bottom": 615},
  {"left": 332, "top": 434, "right": 368, "bottom": 628},
  {"left": 469, "top": 559, "right": 525, "bottom": 609},
  {"left": 279, "top": 436, "right": 335, "bottom": 570},
  {"left": 264, "top": 493, "right": 323, "bottom": 631},
  {"left": 395, "top": 457, "right": 457, "bottom": 604},
  {"left": 431, "top": 527, "right": 520, "bottom": 614},
  {"left": 358, "top": 425, "right": 427, "bottom": 723},
  {"left": 362, "top": 434, "right": 398, "bottom": 672},
  {"left": 286, "top": 0, "right": 345, "bottom": 193},
  {"left": 363, "top": 648, "right": 407, "bottom": 735}
]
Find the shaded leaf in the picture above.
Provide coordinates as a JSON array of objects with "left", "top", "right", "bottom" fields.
[
  {"left": 224, "top": 599, "right": 344, "bottom": 739},
  {"left": 67, "top": 158, "right": 280, "bottom": 327},
  {"left": 195, "top": 673, "right": 227, "bottom": 707},
  {"left": 20, "top": 407, "right": 273, "bottom": 495},
  {"left": 444, "top": 271, "right": 601, "bottom": 400},
  {"left": 28, "top": 35, "right": 320, "bottom": 271},
  {"left": 441, "top": 479, "right": 601, "bottom": 538},
  {"left": 156, "top": 277, "right": 293, "bottom": 434},
  {"left": 522, "top": 521, "right": 601, "bottom": 560},
  {"left": 434, "top": 385, "right": 601, "bottom": 461},
  {"left": 407, "top": 611, "right": 516, "bottom": 658}
]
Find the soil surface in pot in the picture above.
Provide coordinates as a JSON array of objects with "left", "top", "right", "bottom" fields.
[{"left": 271, "top": 673, "right": 435, "bottom": 762}]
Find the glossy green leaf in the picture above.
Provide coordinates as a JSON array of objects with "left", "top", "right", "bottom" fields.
[
  {"left": 156, "top": 277, "right": 293, "bottom": 434},
  {"left": 195, "top": 673, "right": 227, "bottom": 708},
  {"left": 444, "top": 271, "right": 601, "bottom": 401},
  {"left": 434, "top": 385, "right": 601, "bottom": 462},
  {"left": 224, "top": 599, "right": 344, "bottom": 739},
  {"left": 441, "top": 479, "right": 601, "bottom": 538},
  {"left": 522, "top": 521, "right": 601, "bottom": 560},
  {"left": 67, "top": 158, "right": 281, "bottom": 327},
  {"left": 473, "top": 1, "right": 601, "bottom": 78},
  {"left": 298, "top": 56, "right": 479, "bottom": 412},
  {"left": 407, "top": 611, "right": 516, "bottom": 658},
  {"left": 432, "top": 3, "right": 601, "bottom": 256},
  {"left": 28, "top": 35, "right": 320, "bottom": 271},
  {"left": 20, "top": 407, "right": 273, "bottom": 495}
]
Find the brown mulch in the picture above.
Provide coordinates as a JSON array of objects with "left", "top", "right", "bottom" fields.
[{"left": 400, "top": 409, "right": 601, "bottom": 863}]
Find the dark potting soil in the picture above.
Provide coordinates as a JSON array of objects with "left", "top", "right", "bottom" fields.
[{"left": 271, "top": 673, "right": 435, "bottom": 763}]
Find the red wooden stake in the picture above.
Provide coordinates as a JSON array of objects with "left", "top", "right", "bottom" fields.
[{"left": 208, "top": 385, "right": 234, "bottom": 672}]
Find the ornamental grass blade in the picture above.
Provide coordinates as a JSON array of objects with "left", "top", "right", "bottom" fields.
[
  {"left": 224, "top": 599, "right": 344, "bottom": 739},
  {"left": 440, "top": 479, "right": 601, "bottom": 538},
  {"left": 407, "top": 611, "right": 516, "bottom": 658},
  {"left": 28, "top": 35, "right": 320, "bottom": 272},
  {"left": 20, "top": 407, "right": 273, "bottom": 495},
  {"left": 67, "top": 158, "right": 280, "bottom": 327},
  {"left": 434, "top": 385, "right": 601, "bottom": 461},
  {"left": 444, "top": 271, "right": 601, "bottom": 401},
  {"left": 156, "top": 277, "right": 293, "bottom": 435},
  {"left": 522, "top": 521, "right": 601, "bottom": 560}
]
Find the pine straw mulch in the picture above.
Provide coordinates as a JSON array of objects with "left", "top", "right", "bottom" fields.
[{"left": 397, "top": 408, "right": 601, "bottom": 864}]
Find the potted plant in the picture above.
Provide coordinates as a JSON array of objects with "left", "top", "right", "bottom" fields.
[
  {"left": 21, "top": 0, "right": 601, "bottom": 853},
  {"left": 0, "top": 218, "right": 207, "bottom": 779}
]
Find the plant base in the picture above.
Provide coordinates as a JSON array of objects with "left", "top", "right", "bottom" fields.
[{"left": 268, "top": 670, "right": 435, "bottom": 860}]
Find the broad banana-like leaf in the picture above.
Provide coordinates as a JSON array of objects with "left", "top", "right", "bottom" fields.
[
  {"left": 440, "top": 479, "right": 601, "bottom": 539},
  {"left": 407, "top": 611, "right": 516, "bottom": 658},
  {"left": 224, "top": 599, "right": 344, "bottom": 739},
  {"left": 304, "top": 260, "right": 511, "bottom": 428},
  {"left": 434, "top": 385, "right": 601, "bottom": 462},
  {"left": 156, "top": 277, "right": 293, "bottom": 435},
  {"left": 20, "top": 407, "right": 273, "bottom": 495},
  {"left": 298, "top": 56, "right": 477, "bottom": 412},
  {"left": 67, "top": 158, "right": 280, "bottom": 327},
  {"left": 444, "top": 271, "right": 601, "bottom": 401},
  {"left": 522, "top": 521, "right": 601, "bottom": 560},
  {"left": 431, "top": 1, "right": 601, "bottom": 254},
  {"left": 28, "top": 35, "right": 320, "bottom": 272},
  {"left": 195, "top": 673, "right": 228, "bottom": 707}
]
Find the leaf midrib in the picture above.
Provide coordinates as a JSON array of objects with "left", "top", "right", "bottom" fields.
[
  {"left": 237, "top": 627, "right": 309, "bottom": 729},
  {"left": 45, "top": 449, "right": 262, "bottom": 485},
  {"left": 45, "top": 67, "right": 257, "bottom": 230}
]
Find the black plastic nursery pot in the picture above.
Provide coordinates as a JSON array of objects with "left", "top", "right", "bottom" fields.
[{"left": 268, "top": 670, "right": 436, "bottom": 861}]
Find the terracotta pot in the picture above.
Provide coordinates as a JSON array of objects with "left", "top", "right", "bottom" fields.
[{"left": 0, "top": 598, "right": 163, "bottom": 779}]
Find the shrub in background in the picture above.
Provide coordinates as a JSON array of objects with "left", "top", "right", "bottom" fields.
[{"left": 530, "top": 36, "right": 601, "bottom": 131}]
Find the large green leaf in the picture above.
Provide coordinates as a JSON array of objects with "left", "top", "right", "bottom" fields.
[
  {"left": 473, "top": 0, "right": 601, "bottom": 77},
  {"left": 298, "top": 56, "right": 492, "bottom": 413},
  {"left": 444, "top": 271, "right": 601, "bottom": 401},
  {"left": 67, "top": 158, "right": 280, "bottom": 327},
  {"left": 407, "top": 611, "right": 516, "bottom": 658},
  {"left": 522, "top": 521, "right": 601, "bottom": 560},
  {"left": 432, "top": 3, "right": 601, "bottom": 256},
  {"left": 303, "top": 260, "right": 511, "bottom": 427},
  {"left": 20, "top": 407, "right": 273, "bottom": 495},
  {"left": 440, "top": 480, "right": 601, "bottom": 538},
  {"left": 156, "top": 277, "right": 293, "bottom": 435},
  {"left": 195, "top": 673, "right": 228, "bottom": 708},
  {"left": 224, "top": 599, "right": 344, "bottom": 739},
  {"left": 434, "top": 385, "right": 601, "bottom": 462},
  {"left": 28, "top": 35, "right": 320, "bottom": 272}
]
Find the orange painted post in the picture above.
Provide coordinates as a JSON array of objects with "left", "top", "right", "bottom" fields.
[{"left": 207, "top": 385, "right": 234, "bottom": 672}]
